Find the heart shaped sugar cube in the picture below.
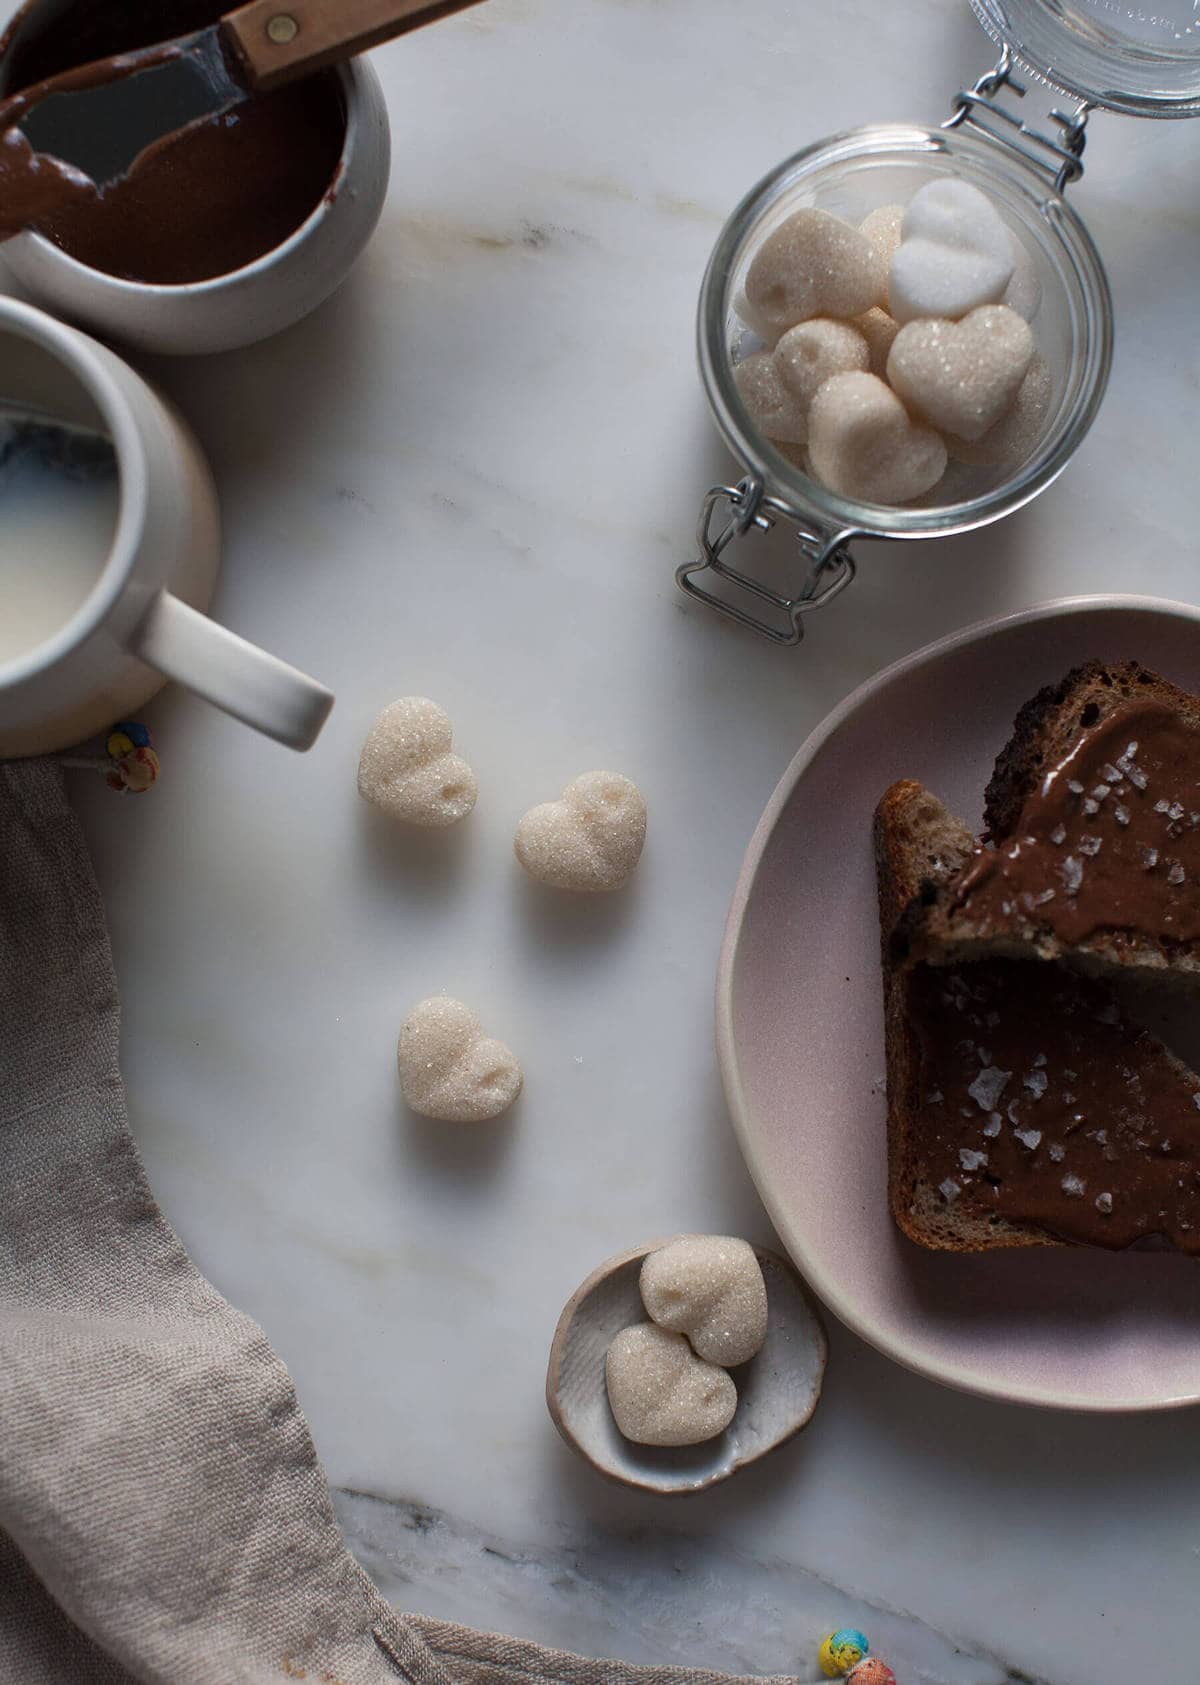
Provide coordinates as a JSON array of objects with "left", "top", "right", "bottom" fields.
[
  {"left": 515, "top": 771, "right": 646, "bottom": 892},
  {"left": 888, "top": 179, "right": 1015, "bottom": 325},
  {"left": 807, "top": 371, "right": 947, "bottom": 505},
  {"left": 398, "top": 996, "right": 522, "bottom": 1123},
  {"left": 640, "top": 1235, "right": 768, "bottom": 1367},
  {"left": 742, "top": 208, "right": 879, "bottom": 341},
  {"left": 945, "top": 352, "right": 1052, "bottom": 466},
  {"left": 850, "top": 306, "right": 901, "bottom": 378},
  {"left": 605, "top": 1324, "right": 737, "bottom": 1446},
  {"left": 733, "top": 351, "right": 809, "bottom": 445},
  {"left": 774, "top": 318, "right": 869, "bottom": 412},
  {"left": 887, "top": 305, "right": 1033, "bottom": 442},
  {"left": 859, "top": 203, "right": 904, "bottom": 305},
  {"left": 358, "top": 697, "right": 477, "bottom": 828}
]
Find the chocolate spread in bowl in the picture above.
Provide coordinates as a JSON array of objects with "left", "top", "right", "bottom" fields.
[
  {"left": 0, "top": 122, "right": 96, "bottom": 236},
  {"left": 953, "top": 702, "right": 1200, "bottom": 949},
  {"left": 908, "top": 959, "right": 1200, "bottom": 1252},
  {"left": 0, "top": 0, "right": 346, "bottom": 282}
]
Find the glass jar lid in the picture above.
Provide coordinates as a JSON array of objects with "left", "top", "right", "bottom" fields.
[{"left": 972, "top": 0, "right": 1200, "bottom": 117}]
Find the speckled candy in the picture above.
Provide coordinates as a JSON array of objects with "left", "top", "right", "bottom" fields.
[
  {"left": 104, "top": 722, "right": 159, "bottom": 794},
  {"left": 846, "top": 1660, "right": 895, "bottom": 1685},
  {"left": 742, "top": 208, "right": 879, "bottom": 341},
  {"left": 818, "top": 1629, "right": 870, "bottom": 1677}
]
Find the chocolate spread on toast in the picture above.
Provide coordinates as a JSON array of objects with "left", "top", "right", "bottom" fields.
[
  {"left": 908, "top": 959, "right": 1200, "bottom": 1251},
  {"left": 952, "top": 703, "right": 1200, "bottom": 948}
]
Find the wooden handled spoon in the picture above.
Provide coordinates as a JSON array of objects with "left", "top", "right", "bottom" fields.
[
  {"left": 224, "top": 0, "right": 485, "bottom": 91},
  {"left": 1, "top": 0, "right": 485, "bottom": 232}
]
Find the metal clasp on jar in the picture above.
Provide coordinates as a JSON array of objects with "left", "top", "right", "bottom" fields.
[
  {"left": 676, "top": 476, "right": 858, "bottom": 647},
  {"left": 945, "top": 45, "right": 1091, "bottom": 196}
]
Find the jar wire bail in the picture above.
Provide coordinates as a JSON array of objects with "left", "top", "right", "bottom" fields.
[
  {"left": 945, "top": 45, "right": 1092, "bottom": 195},
  {"left": 676, "top": 477, "right": 858, "bottom": 647}
]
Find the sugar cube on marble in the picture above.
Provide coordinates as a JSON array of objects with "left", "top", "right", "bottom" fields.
[
  {"left": 605, "top": 1324, "right": 737, "bottom": 1447},
  {"left": 515, "top": 771, "right": 646, "bottom": 893},
  {"left": 358, "top": 697, "right": 477, "bottom": 828},
  {"left": 640, "top": 1235, "right": 768, "bottom": 1367},
  {"left": 397, "top": 996, "right": 522, "bottom": 1123}
]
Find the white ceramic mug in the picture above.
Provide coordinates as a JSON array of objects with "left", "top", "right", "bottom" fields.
[
  {"left": 0, "top": 296, "right": 334, "bottom": 755},
  {"left": 0, "top": 5, "right": 391, "bottom": 357}
]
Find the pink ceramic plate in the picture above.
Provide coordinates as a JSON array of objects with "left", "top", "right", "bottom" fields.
[{"left": 719, "top": 596, "right": 1200, "bottom": 1412}]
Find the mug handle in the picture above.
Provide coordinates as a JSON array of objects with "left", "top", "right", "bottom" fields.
[{"left": 132, "top": 591, "right": 334, "bottom": 751}]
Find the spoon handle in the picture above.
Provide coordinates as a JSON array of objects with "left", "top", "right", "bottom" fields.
[{"left": 223, "top": 0, "right": 486, "bottom": 92}]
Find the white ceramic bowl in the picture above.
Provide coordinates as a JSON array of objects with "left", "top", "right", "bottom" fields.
[{"left": 0, "top": 57, "right": 390, "bottom": 356}]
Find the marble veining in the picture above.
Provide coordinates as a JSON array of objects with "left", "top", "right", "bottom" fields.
[
  {"left": 4, "top": 0, "right": 1200, "bottom": 1681},
  {"left": 334, "top": 1488, "right": 1040, "bottom": 1685}
]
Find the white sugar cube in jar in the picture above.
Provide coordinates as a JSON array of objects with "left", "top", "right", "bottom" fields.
[{"left": 680, "top": 0, "right": 1200, "bottom": 645}]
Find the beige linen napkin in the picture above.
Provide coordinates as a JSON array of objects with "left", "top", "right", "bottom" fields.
[{"left": 0, "top": 760, "right": 800, "bottom": 1685}]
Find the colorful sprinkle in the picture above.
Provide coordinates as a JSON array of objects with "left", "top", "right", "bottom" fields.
[
  {"left": 847, "top": 1660, "right": 896, "bottom": 1685},
  {"left": 106, "top": 721, "right": 152, "bottom": 757},
  {"left": 105, "top": 723, "right": 159, "bottom": 794},
  {"left": 819, "top": 1629, "right": 869, "bottom": 1677}
]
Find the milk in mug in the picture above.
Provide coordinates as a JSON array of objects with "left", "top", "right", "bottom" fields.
[{"left": 0, "top": 405, "right": 119, "bottom": 665}]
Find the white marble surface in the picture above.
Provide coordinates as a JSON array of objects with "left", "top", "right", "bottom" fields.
[{"left": 7, "top": 2, "right": 1200, "bottom": 1681}]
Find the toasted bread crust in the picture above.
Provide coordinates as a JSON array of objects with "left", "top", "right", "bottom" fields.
[
  {"left": 984, "top": 660, "right": 1200, "bottom": 841},
  {"left": 874, "top": 782, "right": 1051, "bottom": 1252}
]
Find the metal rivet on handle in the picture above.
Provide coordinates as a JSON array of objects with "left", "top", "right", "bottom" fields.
[{"left": 266, "top": 13, "right": 299, "bottom": 43}]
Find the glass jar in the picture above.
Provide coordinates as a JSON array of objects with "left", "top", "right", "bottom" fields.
[{"left": 679, "top": 1, "right": 1200, "bottom": 644}]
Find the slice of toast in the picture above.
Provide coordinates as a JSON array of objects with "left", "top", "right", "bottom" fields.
[
  {"left": 876, "top": 779, "right": 1200, "bottom": 1253},
  {"left": 904, "top": 661, "right": 1200, "bottom": 983}
]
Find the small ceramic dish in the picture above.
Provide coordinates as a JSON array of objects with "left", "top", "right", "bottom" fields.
[
  {"left": 718, "top": 594, "right": 1200, "bottom": 1413},
  {"left": 546, "top": 1240, "right": 827, "bottom": 1495}
]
